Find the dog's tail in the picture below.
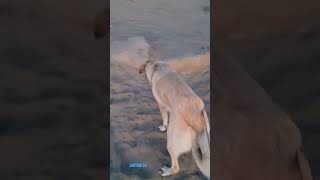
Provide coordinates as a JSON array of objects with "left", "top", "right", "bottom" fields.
[
  {"left": 202, "top": 109, "right": 210, "bottom": 142},
  {"left": 192, "top": 109, "right": 210, "bottom": 179}
]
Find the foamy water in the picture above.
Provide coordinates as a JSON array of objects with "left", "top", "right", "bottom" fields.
[
  {"left": 110, "top": 0, "right": 210, "bottom": 67},
  {"left": 111, "top": 36, "right": 150, "bottom": 69}
]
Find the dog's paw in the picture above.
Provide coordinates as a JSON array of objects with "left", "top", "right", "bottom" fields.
[
  {"left": 160, "top": 165, "right": 169, "bottom": 172},
  {"left": 158, "top": 125, "right": 167, "bottom": 132},
  {"left": 159, "top": 165, "right": 170, "bottom": 177}
]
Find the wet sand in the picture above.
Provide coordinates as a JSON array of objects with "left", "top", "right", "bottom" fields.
[{"left": 110, "top": 63, "right": 209, "bottom": 180}]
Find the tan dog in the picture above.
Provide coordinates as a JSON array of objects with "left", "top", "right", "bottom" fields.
[{"left": 139, "top": 60, "right": 210, "bottom": 178}]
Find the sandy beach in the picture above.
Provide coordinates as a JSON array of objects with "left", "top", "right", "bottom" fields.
[{"left": 110, "top": 0, "right": 210, "bottom": 179}]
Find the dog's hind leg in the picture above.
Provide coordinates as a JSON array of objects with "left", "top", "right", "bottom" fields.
[
  {"left": 158, "top": 104, "right": 169, "bottom": 132},
  {"left": 160, "top": 117, "right": 193, "bottom": 177},
  {"left": 160, "top": 144, "right": 180, "bottom": 177}
]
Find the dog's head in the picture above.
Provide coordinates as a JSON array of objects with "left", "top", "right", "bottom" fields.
[
  {"left": 139, "top": 60, "right": 156, "bottom": 82},
  {"left": 139, "top": 60, "right": 152, "bottom": 74},
  {"left": 93, "top": 7, "right": 109, "bottom": 39},
  {"left": 139, "top": 60, "right": 168, "bottom": 83}
]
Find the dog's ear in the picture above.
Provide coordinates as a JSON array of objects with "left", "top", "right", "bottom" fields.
[
  {"left": 93, "top": 7, "right": 108, "bottom": 39},
  {"left": 139, "top": 63, "right": 147, "bottom": 74}
]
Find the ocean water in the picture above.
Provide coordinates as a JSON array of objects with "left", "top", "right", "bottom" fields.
[{"left": 110, "top": 0, "right": 210, "bottom": 65}]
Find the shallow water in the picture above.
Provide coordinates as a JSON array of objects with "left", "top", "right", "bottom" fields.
[{"left": 111, "top": 0, "right": 210, "bottom": 60}]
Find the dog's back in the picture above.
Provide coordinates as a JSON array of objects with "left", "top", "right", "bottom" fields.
[
  {"left": 152, "top": 63, "right": 208, "bottom": 131},
  {"left": 152, "top": 64, "right": 197, "bottom": 103}
]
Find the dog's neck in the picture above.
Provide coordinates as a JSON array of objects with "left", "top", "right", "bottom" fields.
[
  {"left": 149, "top": 65, "right": 156, "bottom": 85},
  {"left": 147, "top": 61, "right": 174, "bottom": 85},
  {"left": 147, "top": 62, "right": 173, "bottom": 85},
  {"left": 149, "top": 66, "right": 157, "bottom": 84}
]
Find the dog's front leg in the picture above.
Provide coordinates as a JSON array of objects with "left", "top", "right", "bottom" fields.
[{"left": 158, "top": 104, "right": 169, "bottom": 132}]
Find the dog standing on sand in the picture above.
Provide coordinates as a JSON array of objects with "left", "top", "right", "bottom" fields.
[{"left": 139, "top": 60, "right": 210, "bottom": 178}]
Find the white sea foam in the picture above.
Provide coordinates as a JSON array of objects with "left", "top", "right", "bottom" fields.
[
  {"left": 111, "top": 36, "right": 150, "bottom": 69},
  {"left": 111, "top": 36, "right": 210, "bottom": 74}
]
